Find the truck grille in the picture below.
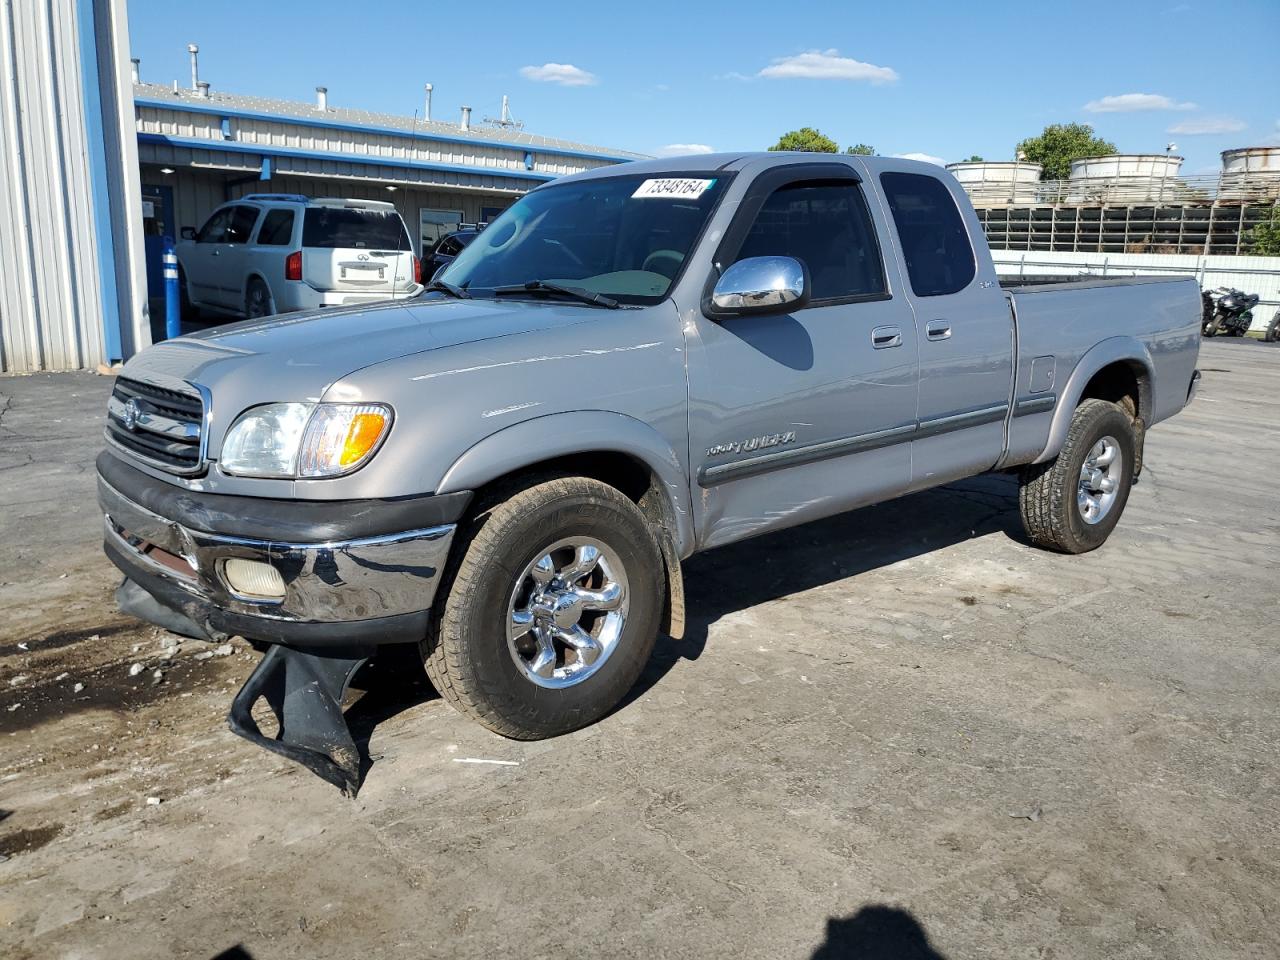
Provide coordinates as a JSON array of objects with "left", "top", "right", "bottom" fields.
[{"left": 105, "top": 378, "right": 206, "bottom": 475}]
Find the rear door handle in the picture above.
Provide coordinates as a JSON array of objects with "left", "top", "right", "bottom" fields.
[
  {"left": 872, "top": 325, "right": 902, "bottom": 349},
  {"left": 926, "top": 320, "right": 951, "bottom": 341}
]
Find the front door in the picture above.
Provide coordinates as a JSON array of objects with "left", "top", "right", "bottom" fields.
[
  {"left": 685, "top": 167, "right": 920, "bottom": 549},
  {"left": 184, "top": 207, "right": 234, "bottom": 306},
  {"left": 877, "top": 171, "right": 1014, "bottom": 490}
]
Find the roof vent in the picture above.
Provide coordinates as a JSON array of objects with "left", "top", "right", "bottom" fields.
[
  {"left": 460, "top": 105, "right": 471, "bottom": 131},
  {"left": 423, "top": 83, "right": 433, "bottom": 122},
  {"left": 187, "top": 43, "right": 199, "bottom": 92},
  {"left": 316, "top": 86, "right": 328, "bottom": 110},
  {"left": 196, "top": 80, "right": 210, "bottom": 98},
  {"left": 130, "top": 58, "right": 140, "bottom": 84}
]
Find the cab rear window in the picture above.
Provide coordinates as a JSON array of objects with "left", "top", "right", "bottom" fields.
[{"left": 302, "top": 208, "right": 412, "bottom": 250}]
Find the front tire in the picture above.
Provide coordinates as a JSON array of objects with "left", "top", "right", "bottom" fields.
[
  {"left": 425, "top": 476, "right": 663, "bottom": 739},
  {"left": 1018, "top": 399, "right": 1137, "bottom": 554}
]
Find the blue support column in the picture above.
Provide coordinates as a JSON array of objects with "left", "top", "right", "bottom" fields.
[{"left": 163, "top": 240, "right": 181, "bottom": 340}]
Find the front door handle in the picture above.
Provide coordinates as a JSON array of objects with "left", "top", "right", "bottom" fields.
[
  {"left": 872, "top": 325, "right": 902, "bottom": 349},
  {"left": 926, "top": 320, "right": 951, "bottom": 341}
]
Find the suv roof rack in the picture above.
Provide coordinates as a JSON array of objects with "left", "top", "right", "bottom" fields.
[
  {"left": 242, "top": 193, "right": 310, "bottom": 203},
  {"left": 309, "top": 198, "right": 397, "bottom": 211}
]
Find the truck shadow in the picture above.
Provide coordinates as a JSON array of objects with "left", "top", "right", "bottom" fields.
[
  {"left": 620, "top": 470, "right": 1023, "bottom": 708},
  {"left": 347, "top": 471, "right": 1022, "bottom": 774}
]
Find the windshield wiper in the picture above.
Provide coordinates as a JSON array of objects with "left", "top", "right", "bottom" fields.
[
  {"left": 423, "top": 279, "right": 471, "bottom": 299},
  {"left": 493, "top": 280, "right": 619, "bottom": 309}
]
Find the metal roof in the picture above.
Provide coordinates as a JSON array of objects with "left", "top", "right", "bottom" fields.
[{"left": 133, "top": 82, "right": 647, "bottom": 162}]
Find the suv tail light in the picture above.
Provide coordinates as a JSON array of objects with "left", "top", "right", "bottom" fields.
[
  {"left": 412, "top": 255, "right": 423, "bottom": 285},
  {"left": 285, "top": 251, "right": 302, "bottom": 281}
]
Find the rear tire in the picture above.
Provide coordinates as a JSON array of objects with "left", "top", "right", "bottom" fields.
[
  {"left": 1265, "top": 311, "right": 1280, "bottom": 343},
  {"left": 424, "top": 476, "right": 663, "bottom": 740},
  {"left": 245, "top": 278, "right": 273, "bottom": 319},
  {"left": 1018, "top": 399, "right": 1137, "bottom": 554}
]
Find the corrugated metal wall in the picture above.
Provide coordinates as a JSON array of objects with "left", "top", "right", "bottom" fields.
[
  {"left": 0, "top": 0, "right": 143, "bottom": 374},
  {"left": 143, "top": 165, "right": 511, "bottom": 243}
]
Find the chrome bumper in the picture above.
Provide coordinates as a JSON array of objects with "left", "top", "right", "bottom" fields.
[{"left": 99, "top": 474, "right": 454, "bottom": 638}]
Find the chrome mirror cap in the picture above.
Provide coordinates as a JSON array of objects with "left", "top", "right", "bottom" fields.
[{"left": 709, "top": 256, "right": 809, "bottom": 317}]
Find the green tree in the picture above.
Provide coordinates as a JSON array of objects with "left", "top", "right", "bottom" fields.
[
  {"left": 964, "top": 154, "right": 984, "bottom": 162},
  {"left": 769, "top": 127, "right": 839, "bottom": 153},
  {"left": 845, "top": 143, "right": 877, "bottom": 156},
  {"left": 1246, "top": 206, "right": 1280, "bottom": 256},
  {"left": 1016, "top": 123, "right": 1116, "bottom": 181}
]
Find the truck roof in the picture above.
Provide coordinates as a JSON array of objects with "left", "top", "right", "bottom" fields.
[{"left": 550, "top": 151, "right": 952, "bottom": 186}]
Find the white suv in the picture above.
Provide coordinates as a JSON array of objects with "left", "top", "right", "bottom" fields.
[{"left": 177, "top": 195, "right": 422, "bottom": 319}]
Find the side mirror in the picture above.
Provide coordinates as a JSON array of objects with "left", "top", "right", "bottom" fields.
[
  {"left": 708, "top": 256, "right": 810, "bottom": 319},
  {"left": 180, "top": 226, "right": 196, "bottom": 240}
]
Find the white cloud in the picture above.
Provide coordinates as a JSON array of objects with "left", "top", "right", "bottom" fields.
[
  {"left": 1083, "top": 93, "right": 1196, "bottom": 113},
  {"left": 656, "top": 143, "right": 715, "bottom": 156},
  {"left": 893, "top": 152, "right": 947, "bottom": 166},
  {"left": 519, "top": 63, "right": 598, "bottom": 87},
  {"left": 758, "top": 49, "right": 898, "bottom": 84},
  {"left": 1167, "top": 116, "right": 1246, "bottom": 135}
]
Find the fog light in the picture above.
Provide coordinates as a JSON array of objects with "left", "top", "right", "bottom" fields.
[{"left": 223, "top": 558, "right": 286, "bottom": 600}]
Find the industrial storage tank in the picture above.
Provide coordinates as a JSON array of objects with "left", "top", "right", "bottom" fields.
[
  {"left": 1067, "top": 154, "right": 1184, "bottom": 203},
  {"left": 945, "top": 161, "right": 1042, "bottom": 205},
  {"left": 1219, "top": 146, "right": 1280, "bottom": 201}
]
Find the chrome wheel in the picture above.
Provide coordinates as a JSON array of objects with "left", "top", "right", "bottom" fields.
[
  {"left": 1077, "top": 435, "right": 1123, "bottom": 525},
  {"left": 506, "top": 536, "right": 629, "bottom": 689}
]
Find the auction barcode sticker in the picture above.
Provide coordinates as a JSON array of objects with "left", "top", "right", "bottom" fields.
[{"left": 632, "top": 178, "right": 716, "bottom": 200}]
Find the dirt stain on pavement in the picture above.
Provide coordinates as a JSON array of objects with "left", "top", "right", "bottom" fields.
[{"left": 0, "top": 824, "right": 63, "bottom": 859}]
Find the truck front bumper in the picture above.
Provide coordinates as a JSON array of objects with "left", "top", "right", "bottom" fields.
[{"left": 96, "top": 452, "right": 465, "bottom": 648}]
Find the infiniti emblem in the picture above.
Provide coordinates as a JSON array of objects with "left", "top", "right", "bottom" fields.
[
  {"left": 121, "top": 397, "right": 141, "bottom": 432},
  {"left": 357, "top": 253, "right": 370, "bottom": 261}
]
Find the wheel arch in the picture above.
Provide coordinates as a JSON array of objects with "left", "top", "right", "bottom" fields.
[
  {"left": 435, "top": 411, "right": 693, "bottom": 639},
  {"left": 1035, "top": 337, "right": 1153, "bottom": 465},
  {"left": 436, "top": 414, "right": 693, "bottom": 550}
]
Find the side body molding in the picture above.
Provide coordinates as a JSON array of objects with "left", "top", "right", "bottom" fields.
[
  {"left": 1034, "top": 336, "right": 1154, "bottom": 464},
  {"left": 434, "top": 411, "right": 696, "bottom": 558}
]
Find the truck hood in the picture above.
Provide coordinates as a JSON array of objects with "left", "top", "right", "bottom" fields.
[{"left": 118, "top": 296, "right": 594, "bottom": 440}]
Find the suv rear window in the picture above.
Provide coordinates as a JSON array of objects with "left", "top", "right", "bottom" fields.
[{"left": 302, "top": 208, "right": 411, "bottom": 250}]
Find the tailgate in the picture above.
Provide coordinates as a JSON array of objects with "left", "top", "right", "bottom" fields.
[{"left": 301, "top": 204, "right": 415, "bottom": 293}]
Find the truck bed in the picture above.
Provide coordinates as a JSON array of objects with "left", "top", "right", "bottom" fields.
[{"left": 1000, "top": 275, "right": 1192, "bottom": 292}]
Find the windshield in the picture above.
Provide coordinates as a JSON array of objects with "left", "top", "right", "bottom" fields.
[
  {"left": 438, "top": 172, "right": 729, "bottom": 304},
  {"left": 302, "top": 208, "right": 412, "bottom": 250}
]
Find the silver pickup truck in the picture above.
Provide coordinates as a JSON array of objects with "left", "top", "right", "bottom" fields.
[{"left": 97, "top": 153, "right": 1201, "bottom": 791}]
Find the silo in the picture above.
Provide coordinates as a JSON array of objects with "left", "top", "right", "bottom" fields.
[
  {"left": 945, "top": 161, "right": 1043, "bottom": 206},
  {"left": 1067, "top": 154, "right": 1184, "bottom": 203},
  {"left": 1219, "top": 146, "right": 1280, "bottom": 201}
]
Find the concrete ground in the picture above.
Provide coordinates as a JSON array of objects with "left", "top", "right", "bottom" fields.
[{"left": 1, "top": 339, "right": 1277, "bottom": 960}]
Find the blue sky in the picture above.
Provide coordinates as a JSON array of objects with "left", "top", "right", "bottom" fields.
[{"left": 129, "top": 0, "right": 1279, "bottom": 175}]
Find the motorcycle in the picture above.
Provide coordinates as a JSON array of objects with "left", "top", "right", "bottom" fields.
[
  {"left": 1265, "top": 308, "right": 1280, "bottom": 343},
  {"left": 1201, "top": 286, "right": 1260, "bottom": 338}
]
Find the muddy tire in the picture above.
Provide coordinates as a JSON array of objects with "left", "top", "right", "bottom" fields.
[
  {"left": 1018, "top": 399, "right": 1137, "bottom": 555},
  {"left": 424, "top": 476, "right": 663, "bottom": 739}
]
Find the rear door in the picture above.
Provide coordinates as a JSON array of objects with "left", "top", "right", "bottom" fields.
[
  {"left": 877, "top": 171, "right": 1014, "bottom": 490},
  {"left": 685, "top": 163, "right": 919, "bottom": 548},
  {"left": 301, "top": 204, "right": 416, "bottom": 300}
]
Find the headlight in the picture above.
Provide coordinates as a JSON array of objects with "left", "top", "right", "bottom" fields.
[{"left": 220, "top": 402, "right": 392, "bottom": 478}]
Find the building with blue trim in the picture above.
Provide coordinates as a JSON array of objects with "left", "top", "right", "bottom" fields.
[{"left": 0, "top": 10, "right": 638, "bottom": 374}]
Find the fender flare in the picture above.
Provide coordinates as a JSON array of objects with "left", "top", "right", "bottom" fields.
[
  {"left": 435, "top": 410, "right": 696, "bottom": 559},
  {"left": 1035, "top": 336, "right": 1154, "bottom": 464}
]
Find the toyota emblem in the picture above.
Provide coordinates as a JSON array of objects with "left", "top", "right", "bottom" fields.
[{"left": 121, "top": 397, "right": 141, "bottom": 432}]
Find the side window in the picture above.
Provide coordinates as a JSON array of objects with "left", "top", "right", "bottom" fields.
[
  {"left": 437, "top": 237, "right": 461, "bottom": 257},
  {"left": 879, "top": 172, "right": 976, "bottom": 297},
  {"left": 225, "top": 206, "right": 260, "bottom": 245},
  {"left": 256, "top": 209, "right": 295, "bottom": 246},
  {"left": 733, "top": 181, "right": 886, "bottom": 302},
  {"left": 195, "top": 208, "right": 232, "bottom": 244}
]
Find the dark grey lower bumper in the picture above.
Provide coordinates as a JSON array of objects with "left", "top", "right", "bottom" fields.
[{"left": 98, "top": 459, "right": 457, "bottom": 648}]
